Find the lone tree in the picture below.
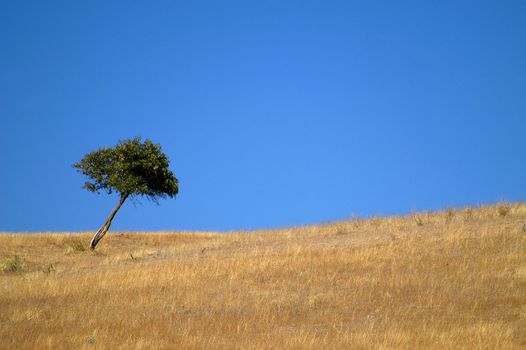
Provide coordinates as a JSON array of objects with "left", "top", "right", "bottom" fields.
[{"left": 74, "top": 137, "right": 178, "bottom": 250}]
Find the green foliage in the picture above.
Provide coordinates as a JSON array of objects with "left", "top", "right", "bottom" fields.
[
  {"left": 496, "top": 202, "right": 510, "bottom": 217},
  {"left": 71, "top": 241, "right": 87, "bottom": 252},
  {"left": 2, "top": 254, "right": 25, "bottom": 273},
  {"left": 73, "top": 137, "right": 178, "bottom": 200}
]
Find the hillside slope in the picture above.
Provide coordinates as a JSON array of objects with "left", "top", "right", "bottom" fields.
[{"left": 1, "top": 203, "right": 525, "bottom": 349}]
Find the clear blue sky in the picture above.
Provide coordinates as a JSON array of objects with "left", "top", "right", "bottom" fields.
[{"left": 1, "top": 1, "right": 525, "bottom": 232}]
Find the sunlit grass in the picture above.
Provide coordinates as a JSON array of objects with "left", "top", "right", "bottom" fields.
[{"left": 1, "top": 203, "right": 525, "bottom": 349}]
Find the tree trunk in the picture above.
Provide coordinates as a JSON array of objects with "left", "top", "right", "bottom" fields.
[{"left": 89, "top": 193, "right": 129, "bottom": 250}]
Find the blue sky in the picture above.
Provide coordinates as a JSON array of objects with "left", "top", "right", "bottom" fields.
[{"left": 1, "top": 1, "right": 525, "bottom": 232}]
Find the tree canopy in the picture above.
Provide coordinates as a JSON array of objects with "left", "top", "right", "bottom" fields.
[
  {"left": 74, "top": 137, "right": 179, "bottom": 249},
  {"left": 73, "top": 137, "right": 178, "bottom": 200}
]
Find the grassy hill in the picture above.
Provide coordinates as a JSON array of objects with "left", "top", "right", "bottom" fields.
[{"left": 1, "top": 203, "right": 525, "bottom": 349}]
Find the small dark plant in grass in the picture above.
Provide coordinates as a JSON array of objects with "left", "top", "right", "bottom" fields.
[
  {"left": 2, "top": 254, "right": 25, "bottom": 273},
  {"left": 71, "top": 241, "right": 87, "bottom": 252},
  {"left": 445, "top": 208, "right": 455, "bottom": 224},
  {"left": 496, "top": 202, "right": 510, "bottom": 217}
]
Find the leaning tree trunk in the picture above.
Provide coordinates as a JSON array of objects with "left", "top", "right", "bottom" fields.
[{"left": 89, "top": 193, "right": 129, "bottom": 250}]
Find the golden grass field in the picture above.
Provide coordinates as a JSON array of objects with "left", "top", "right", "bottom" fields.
[{"left": 1, "top": 203, "right": 525, "bottom": 349}]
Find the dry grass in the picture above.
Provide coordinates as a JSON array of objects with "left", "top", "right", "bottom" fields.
[{"left": 1, "top": 203, "right": 525, "bottom": 349}]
